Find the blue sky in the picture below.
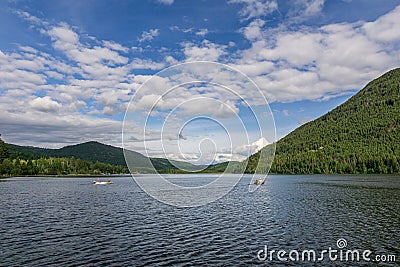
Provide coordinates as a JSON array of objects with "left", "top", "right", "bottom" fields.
[{"left": 0, "top": 0, "right": 400, "bottom": 163}]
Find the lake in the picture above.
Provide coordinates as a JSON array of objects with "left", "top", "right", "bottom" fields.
[{"left": 0, "top": 174, "right": 398, "bottom": 266}]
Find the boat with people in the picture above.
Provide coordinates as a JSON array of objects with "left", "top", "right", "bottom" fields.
[
  {"left": 93, "top": 178, "right": 113, "bottom": 185},
  {"left": 254, "top": 179, "right": 265, "bottom": 185}
]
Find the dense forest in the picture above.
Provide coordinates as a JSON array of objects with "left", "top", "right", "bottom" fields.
[
  {"left": 0, "top": 139, "right": 203, "bottom": 176},
  {"left": 0, "top": 157, "right": 129, "bottom": 176},
  {"left": 0, "top": 141, "right": 128, "bottom": 177},
  {"left": 9, "top": 141, "right": 147, "bottom": 166},
  {"left": 0, "top": 137, "right": 129, "bottom": 176},
  {"left": 1, "top": 137, "right": 238, "bottom": 175},
  {"left": 245, "top": 68, "right": 400, "bottom": 174}
]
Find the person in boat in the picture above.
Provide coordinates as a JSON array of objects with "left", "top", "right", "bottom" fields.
[
  {"left": 97, "top": 178, "right": 100, "bottom": 182},
  {"left": 107, "top": 178, "right": 111, "bottom": 183}
]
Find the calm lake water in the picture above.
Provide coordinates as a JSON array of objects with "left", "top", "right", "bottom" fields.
[{"left": 0, "top": 174, "right": 399, "bottom": 266}]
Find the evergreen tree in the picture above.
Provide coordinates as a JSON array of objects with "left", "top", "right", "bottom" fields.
[{"left": 0, "top": 134, "right": 9, "bottom": 163}]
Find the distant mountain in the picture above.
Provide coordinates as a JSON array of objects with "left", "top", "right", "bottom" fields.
[
  {"left": 9, "top": 141, "right": 141, "bottom": 165},
  {"left": 8, "top": 141, "right": 200, "bottom": 173},
  {"left": 245, "top": 68, "right": 400, "bottom": 174}
]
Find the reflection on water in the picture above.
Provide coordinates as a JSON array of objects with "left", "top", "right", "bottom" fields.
[{"left": 0, "top": 175, "right": 398, "bottom": 266}]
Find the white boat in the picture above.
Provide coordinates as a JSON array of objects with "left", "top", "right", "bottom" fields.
[{"left": 93, "top": 180, "right": 113, "bottom": 185}]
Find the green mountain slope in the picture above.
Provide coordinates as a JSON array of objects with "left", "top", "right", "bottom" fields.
[
  {"left": 247, "top": 68, "right": 400, "bottom": 174},
  {"left": 9, "top": 141, "right": 145, "bottom": 166},
  {"left": 7, "top": 141, "right": 201, "bottom": 173}
]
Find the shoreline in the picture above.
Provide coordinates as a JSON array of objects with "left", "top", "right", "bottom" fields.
[
  {"left": 0, "top": 173, "right": 133, "bottom": 179},
  {"left": 2, "top": 173, "right": 400, "bottom": 180}
]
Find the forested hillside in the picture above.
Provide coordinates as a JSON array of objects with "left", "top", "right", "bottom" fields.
[
  {"left": 247, "top": 68, "right": 400, "bottom": 174},
  {"left": 9, "top": 141, "right": 146, "bottom": 166},
  {"left": 2, "top": 140, "right": 201, "bottom": 175}
]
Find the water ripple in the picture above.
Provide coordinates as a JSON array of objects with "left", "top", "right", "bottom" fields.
[{"left": 0, "top": 175, "right": 398, "bottom": 266}]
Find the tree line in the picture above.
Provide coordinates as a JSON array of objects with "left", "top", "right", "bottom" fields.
[{"left": 0, "top": 137, "right": 128, "bottom": 176}]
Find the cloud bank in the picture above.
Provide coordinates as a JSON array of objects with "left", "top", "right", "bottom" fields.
[{"left": 0, "top": 2, "right": 399, "bottom": 163}]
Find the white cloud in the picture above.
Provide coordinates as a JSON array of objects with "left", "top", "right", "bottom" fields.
[
  {"left": 0, "top": 103, "right": 123, "bottom": 147},
  {"left": 157, "top": 0, "right": 174, "bottom": 5},
  {"left": 0, "top": 12, "right": 174, "bottom": 149},
  {"left": 363, "top": 6, "right": 400, "bottom": 42},
  {"left": 102, "top": 40, "right": 130, "bottom": 53},
  {"left": 169, "top": 26, "right": 210, "bottom": 38},
  {"left": 267, "top": 31, "right": 323, "bottom": 65},
  {"left": 233, "top": 61, "right": 275, "bottom": 77},
  {"left": 0, "top": 68, "right": 46, "bottom": 87},
  {"left": 138, "top": 29, "right": 159, "bottom": 42},
  {"left": 182, "top": 40, "right": 227, "bottom": 61},
  {"left": 30, "top": 96, "right": 62, "bottom": 113},
  {"left": 131, "top": 46, "right": 144, "bottom": 53},
  {"left": 43, "top": 70, "right": 63, "bottom": 80},
  {"left": 4, "top": 5, "right": 400, "bottom": 161},
  {"left": 240, "top": 19, "right": 265, "bottom": 41},
  {"left": 47, "top": 24, "right": 130, "bottom": 82},
  {"left": 290, "top": 0, "right": 325, "bottom": 20},
  {"left": 13, "top": 10, "right": 48, "bottom": 27},
  {"left": 228, "top": 0, "right": 278, "bottom": 20},
  {"left": 178, "top": 98, "right": 239, "bottom": 119},
  {"left": 297, "top": 116, "right": 312, "bottom": 125},
  {"left": 213, "top": 137, "right": 270, "bottom": 163},
  {"left": 196, "top": 28, "right": 209, "bottom": 37},
  {"left": 130, "top": 58, "right": 165, "bottom": 70},
  {"left": 48, "top": 24, "right": 79, "bottom": 46},
  {"left": 303, "top": 0, "right": 325, "bottom": 17},
  {"left": 282, "top": 109, "right": 289, "bottom": 116},
  {"left": 164, "top": 55, "right": 178, "bottom": 65},
  {"left": 232, "top": 137, "right": 269, "bottom": 156},
  {"left": 136, "top": 94, "right": 164, "bottom": 110},
  {"left": 169, "top": 25, "right": 194, "bottom": 33},
  {"left": 214, "top": 153, "right": 235, "bottom": 163},
  {"left": 235, "top": 7, "right": 400, "bottom": 103}
]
